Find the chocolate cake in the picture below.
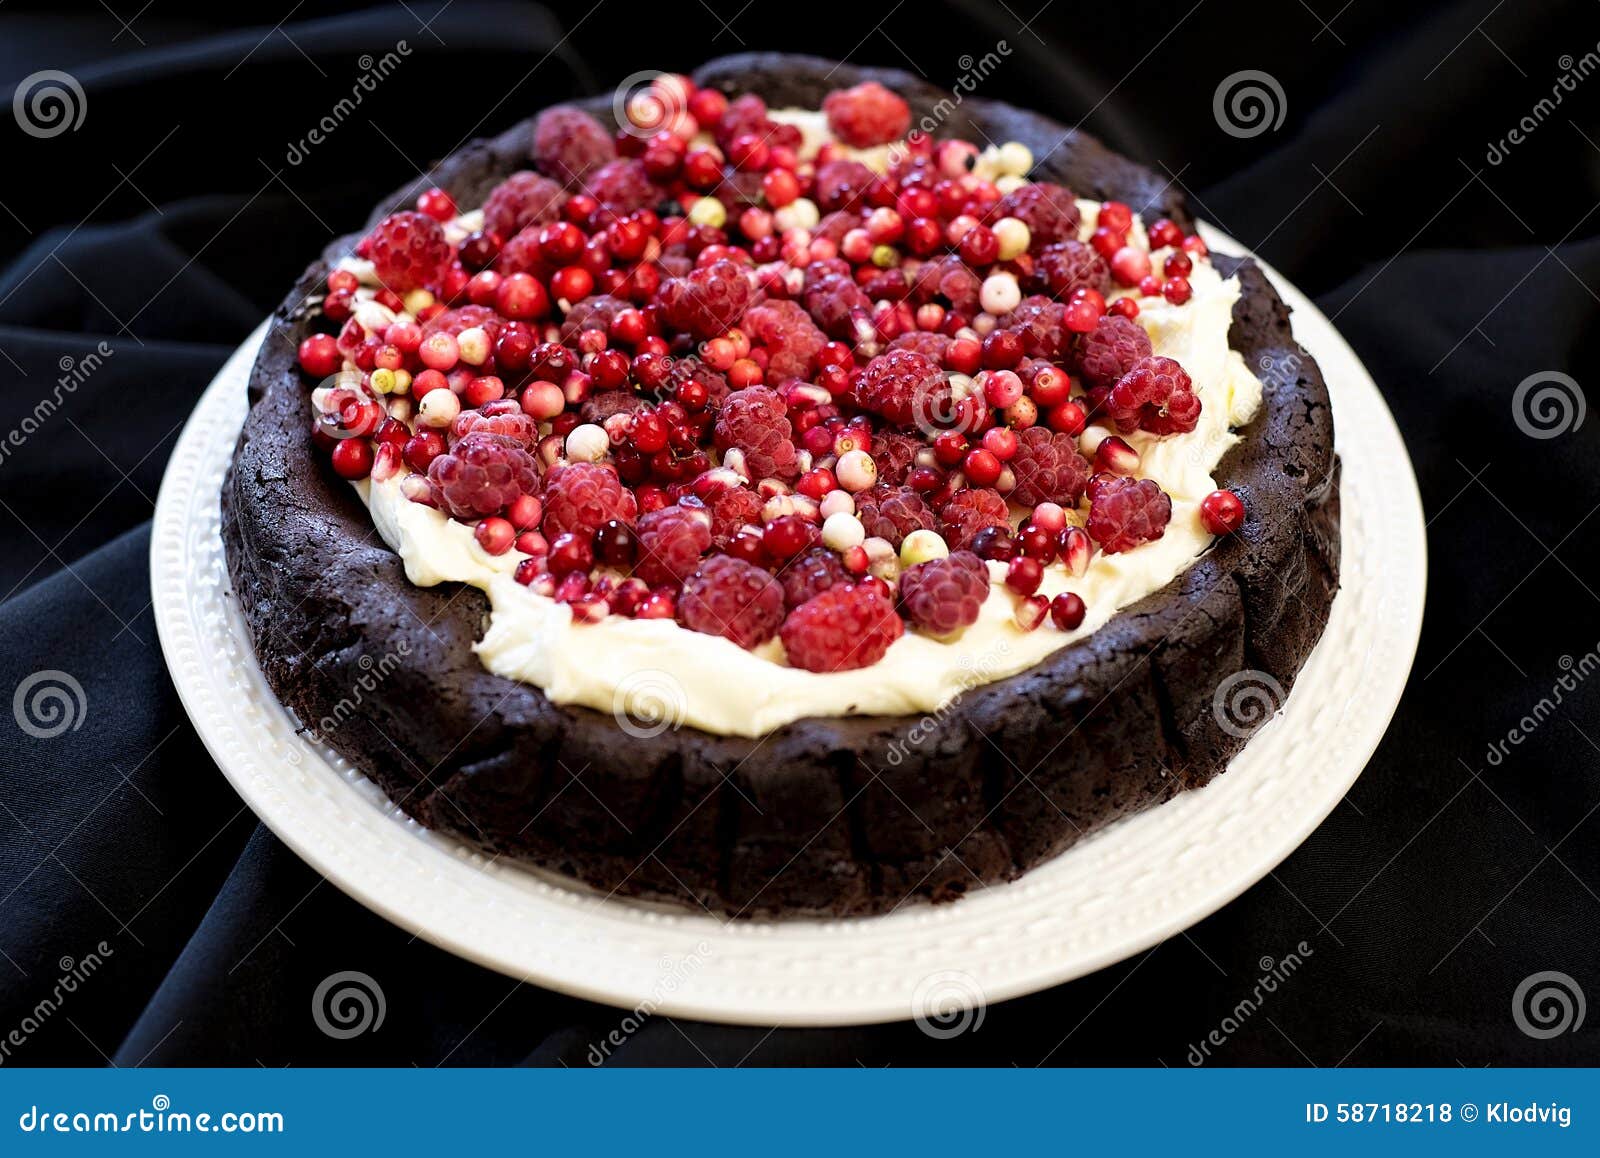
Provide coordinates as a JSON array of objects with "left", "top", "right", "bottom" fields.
[{"left": 221, "top": 54, "right": 1339, "bottom": 918}]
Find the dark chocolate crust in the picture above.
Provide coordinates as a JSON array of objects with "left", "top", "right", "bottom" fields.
[{"left": 221, "top": 55, "right": 1339, "bottom": 918}]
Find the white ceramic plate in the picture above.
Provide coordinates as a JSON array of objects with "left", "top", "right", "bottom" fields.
[{"left": 152, "top": 226, "right": 1425, "bottom": 1026}]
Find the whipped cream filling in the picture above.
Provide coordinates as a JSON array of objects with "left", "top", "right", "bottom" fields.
[{"left": 344, "top": 110, "right": 1264, "bottom": 737}]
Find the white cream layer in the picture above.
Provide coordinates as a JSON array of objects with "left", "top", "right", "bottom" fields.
[{"left": 362, "top": 256, "right": 1260, "bottom": 737}]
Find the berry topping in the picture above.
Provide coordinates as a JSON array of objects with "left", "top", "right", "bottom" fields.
[
  {"left": 822, "top": 81, "right": 912, "bottom": 147},
  {"left": 853, "top": 348, "right": 948, "bottom": 428},
  {"left": 533, "top": 106, "right": 616, "bottom": 188},
  {"left": 813, "top": 159, "right": 877, "bottom": 212},
  {"left": 482, "top": 171, "right": 566, "bottom": 239},
  {"left": 1033, "top": 239, "right": 1110, "bottom": 300},
  {"left": 588, "top": 158, "right": 657, "bottom": 214},
  {"left": 744, "top": 299, "right": 827, "bottom": 384},
  {"left": 780, "top": 547, "right": 849, "bottom": 609},
  {"left": 1200, "top": 488, "right": 1245, "bottom": 535},
  {"left": 780, "top": 584, "right": 905, "bottom": 672},
  {"left": 1007, "top": 426, "right": 1092, "bottom": 507},
  {"left": 714, "top": 386, "right": 798, "bottom": 481},
  {"left": 938, "top": 487, "right": 1011, "bottom": 551},
  {"left": 989, "top": 182, "right": 1081, "bottom": 245},
  {"left": 803, "top": 271, "right": 873, "bottom": 339},
  {"left": 426, "top": 433, "right": 541, "bottom": 521},
  {"left": 1106, "top": 355, "right": 1201, "bottom": 436},
  {"left": 854, "top": 484, "right": 937, "bottom": 548},
  {"left": 1075, "top": 314, "right": 1154, "bottom": 391},
  {"left": 679, "top": 555, "right": 786, "bottom": 650},
  {"left": 633, "top": 505, "right": 712, "bottom": 586},
  {"left": 540, "top": 462, "right": 637, "bottom": 539},
  {"left": 1086, "top": 475, "right": 1172, "bottom": 553},
  {"left": 449, "top": 402, "right": 539, "bottom": 447},
  {"left": 899, "top": 551, "right": 990, "bottom": 636},
  {"left": 365, "top": 211, "right": 451, "bottom": 293},
  {"left": 869, "top": 430, "right": 922, "bottom": 487},
  {"left": 1000, "top": 296, "right": 1069, "bottom": 360},
  {"left": 704, "top": 483, "right": 765, "bottom": 545},
  {"left": 658, "top": 259, "right": 752, "bottom": 339}
]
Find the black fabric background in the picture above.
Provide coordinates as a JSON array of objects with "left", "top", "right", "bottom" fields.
[{"left": 2, "top": 0, "right": 1598, "bottom": 1066}]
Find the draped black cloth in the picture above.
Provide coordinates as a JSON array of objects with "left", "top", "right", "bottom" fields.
[{"left": 2, "top": 0, "right": 1597, "bottom": 1066}]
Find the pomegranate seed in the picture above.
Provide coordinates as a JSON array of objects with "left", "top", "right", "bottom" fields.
[
  {"left": 1059, "top": 526, "right": 1092, "bottom": 576},
  {"left": 1015, "top": 522, "right": 1056, "bottom": 562},
  {"left": 1014, "top": 594, "right": 1049, "bottom": 632},
  {"left": 1050, "top": 591, "right": 1087, "bottom": 631},
  {"left": 548, "top": 532, "right": 594, "bottom": 576},
  {"left": 1095, "top": 435, "right": 1140, "bottom": 475},
  {"left": 1200, "top": 489, "right": 1246, "bottom": 535},
  {"left": 475, "top": 516, "right": 516, "bottom": 555}
]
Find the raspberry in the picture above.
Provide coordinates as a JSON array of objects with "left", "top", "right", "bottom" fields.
[
  {"left": 910, "top": 253, "right": 982, "bottom": 314},
  {"left": 1075, "top": 314, "right": 1153, "bottom": 391},
  {"left": 713, "top": 93, "right": 779, "bottom": 149},
  {"left": 422, "top": 304, "right": 502, "bottom": 343},
  {"left": 988, "top": 182, "right": 1081, "bottom": 246},
  {"left": 634, "top": 505, "right": 712, "bottom": 586},
  {"left": 449, "top": 402, "right": 539, "bottom": 447},
  {"left": 1086, "top": 475, "right": 1172, "bottom": 553},
  {"left": 365, "top": 211, "right": 450, "bottom": 293},
  {"left": 711, "top": 167, "right": 766, "bottom": 210},
  {"left": 714, "top": 386, "right": 799, "bottom": 480},
  {"left": 559, "top": 294, "right": 633, "bottom": 342},
  {"left": 822, "top": 81, "right": 912, "bottom": 147},
  {"left": 1105, "top": 355, "right": 1201, "bottom": 436},
  {"left": 888, "top": 329, "right": 951, "bottom": 363},
  {"left": 853, "top": 349, "right": 949, "bottom": 429},
  {"left": 496, "top": 226, "right": 548, "bottom": 276},
  {"left": 1000, "top": 296, "right": 1068, "bottom": 359},
  {"left": 426, "top": 433, "right": 540, "bottom": 520},
  {"left": 1033, "top": 239, "right": 1110, "bottom": 300},
  {"left": 898, "top": 551, "right": 990, "bottom": 636},
  {"left": 939, "top": 487, "right": 1010, "bottom": 551},
  {"left": 813, "top": 159, "right": 877, "bottom": 213},
  {"left": 658, "top": 258, "right": 752, "bottom": 340},
  {"left": 679, "top": 554, "right": 785, "bottom": 650},
  {"left": 870, "top": 430, "right": 923, "bottom": 486},
  {"left": 540, "top": 462, "right": 637, "bottom": 539},
  {"left": 704, "top": 483, "right": 764, "bottom": 544},
  {"left": 780, "top": 583, "right": 905, "bottom": 672},
  {"left": 482, "top": 171, "right": 566, "bottom": 240},
  {"left": 580, "top": 390, "right": 648, "bottom": 427},
  {"left": 533, "top": 106, "right": 616, "bottom": 189},
  {"left": 802, "top": 271, "right": 871, "bottom": 339},
  {"left": 854, "top": 485, "right": 937, "bottom": 547},
  {"left": 814, "top": 210, "right": 862, "bottom": 245},
  {"left": 1008, "top": 425, "right": 1092, "bottom": 507},
  {"left": 744, "top": 298, "right": 827, "bottom": 383},
  {"left": 780, "top": 547, "right": 848, "bottom": 609},
  {"left": 588, "top": 158, "right": 657, "bottom": 214}
]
